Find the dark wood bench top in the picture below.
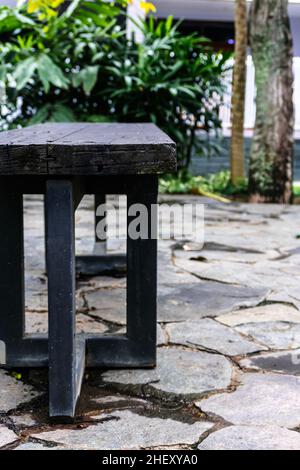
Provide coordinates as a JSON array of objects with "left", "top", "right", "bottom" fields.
[{"left": 0, "top": 123, "right": 176, "bottom": 175}]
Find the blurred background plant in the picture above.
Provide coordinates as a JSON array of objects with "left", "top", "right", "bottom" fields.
[
  {"left": 159, "top": 170, "right": 248, "bottom": 200},
  {"left": 101, "top": 17, "right": 231, "bottom": 167},
  {"left": 0, "top": 0, "right": 230, "bottom": 169},
  {"left": 0, "top": 0, "right": 127, "bottom": 127}
]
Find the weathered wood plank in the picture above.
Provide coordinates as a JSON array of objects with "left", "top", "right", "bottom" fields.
[
  {"left": 0, "top": 123, "right": 176, "bottom": 175},
  {"left": 0, "top": 124, "right": 89, "bottom": 175},
  {"left": 47, "top": 146, "right": 176, "bottom": 175},
  {"left": 0, "top": 123, "right": 88, "bottom": 145},
  {"left": 0, "top": 144, "right": 48, "bottom": 175}
]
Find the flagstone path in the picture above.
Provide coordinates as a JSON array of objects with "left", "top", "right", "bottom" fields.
[{"left": 1, "top": 195, "right": 300, "bottom": 450}]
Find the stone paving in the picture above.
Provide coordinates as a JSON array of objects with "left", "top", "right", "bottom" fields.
[{"left": 1, "top": 195, "right": 300, "bottom": 450}]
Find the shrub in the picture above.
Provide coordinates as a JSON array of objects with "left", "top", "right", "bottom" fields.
[
  {"left": 0, "top": 0, "right": 126, "bottom": 128},
  {"left": 99, "top": 17, "right": 231, "bottom": 166},
  {"left": 160, "top": 170, "right": 248, "bottom": 197},
  {"left": 0, "top": 1, "right": 231, "bottom": 168}
]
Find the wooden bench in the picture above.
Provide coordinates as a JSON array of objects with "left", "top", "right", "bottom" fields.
[{"left": 0, "top": 123, "right": 176, "bottom": 419}]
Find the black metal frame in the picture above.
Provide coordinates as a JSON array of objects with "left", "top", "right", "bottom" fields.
[{"left": 0, "top": 175, "right": 158, "bottom": 419}]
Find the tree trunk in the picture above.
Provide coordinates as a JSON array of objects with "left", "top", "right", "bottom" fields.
[
  {"left": 231, "top": 0, "right": 247, "bottom": 184},
  {"left": 249, "top": 0, "right": 294, "bottom": 203}
]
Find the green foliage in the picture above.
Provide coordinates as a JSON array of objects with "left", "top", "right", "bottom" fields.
[
  {"left": 101, "top": 17, "right": 231, "bottom": 165},
  {"left": 160, "top": 170, "right": 248, "bottom": 196},
  {"left": 0, "top": 2, "right": 231, "bottom": 168},
  {"left": 0, "top": 0, "right": 124, "bottom": 129},
  {"left": 293, "top": 183, "right": 300, "bottom": 197},
  {"left": 10, "top": 370, "right": 22, "bottom": 380}
]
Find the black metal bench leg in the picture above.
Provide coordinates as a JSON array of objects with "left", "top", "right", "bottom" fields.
[
  {"left": 0, "top": 185, "right": 47, "bottom": 367},
  {"left": 0, "top": 188, "right": 24, "bottom": 366},
  {"left": 126, "top": 175, "right": 158, "bottom": 366},
  {"left": 45, "top": 180, "right": 85, "bottom": 419}
]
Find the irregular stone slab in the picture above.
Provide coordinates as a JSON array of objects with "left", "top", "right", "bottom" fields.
[
  {"left": 158, "top": 282, "right": 267, "bottom": 321},
  {"left": 87, "top": 282, "right": 266, "bottom": 324},
  {"left": 85, "top": 288, "right": 126, "bottom": 325},
  {"left": 156, "top": 325, "right": 168, "bottom": 346},
  {"left": 91, "top": 394, "right": 148, "bottom": 407},
  {"left": 178, "top": 240, "right": 263, "bottom": 254},
  {"left": 25, "top": 289, "right": 84, "bottom": 313},
  {"left": 267, "top": 288, "right": 300, "bottom": 310},
  {"left": 158, "top": 251, "right": 197, "bottom": 286},
  {"left": 238, "top": 203, "right": 287, "bottom": 217},
  {"left": 77, "top": 276, "right": 126, "bottom": 293},
  {"left": 166, "top": 319, "right": 265, "bottom": 356},
  {"left": 24, "top": 246, "right": 45, "bottom": 271},
  {"left": 25, "top": 312, "right": 107, "bottom": 335},
  {"left": 239, "top": 350, "right": 300, "bottom": 375},
  {"left": 25, "top": 273, "right": 47, "bottom": 294},
  {"left": 102, "top": 347, "right": 232, "bottom": 396},
  {"left": 173, "top": 258, "right": 257, "bottom": 286},
  {"left": 174, "top": 256, "right": 300, "bottom": 291},
  {"left": 198, "top": 425, "right": 300, "bottom": 450},
  {"left": 0, "top": 425, "right": 19, "bottom": 448},
  {"left": 117, "top": 324, "right": 167, "bottom": 346},
  {"left": 196, "top": 373, "right": 300, "bottom": 427},
  {"left": 15, "top": 442, "right": 67, "bottom": 450},
  {"left": 202, "top": 230, "right": 281, "bottom": 255},
  {"left": 158, "top": 267, "right": 196, "bottom": 286},
  {"left": 0, "top": 370, "right": 41, "bottom": 413},
  {"left": 76, "top": 314, "right": 108, "bottom": 334},
  {"left": 217, "top": 304, "right": 300, "bottom": 327},
  {"left": 25, "top": 292, "right": 48, "bottom": 312},
  {"left": 236, "top": 322, "right": 300, "bottom": 350},
  {"left": 25, "top": 311, "right": 47, "bottom": 334},
  {"left": 31, "top": 410, "right": 213, "bottom": 450},
  {"left": 177, "top": 249, "right": 263, "bottom": 265},
  {"left": 11, "top": 414, "right": 37, "bottom": 428}
]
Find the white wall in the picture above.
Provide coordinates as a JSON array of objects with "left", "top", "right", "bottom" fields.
[
  {"left": 220, "top": 56, "right": 300, "bottom": 131},
  {"left": 126, "top": 0, "right": 145, "bottom": 43}
]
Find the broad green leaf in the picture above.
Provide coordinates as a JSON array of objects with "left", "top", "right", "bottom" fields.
[
  {"left": 0, "top": 13, "right": 20, "bottom": 34},
  {"left": 72, "top": 65, "right": 99, "bottom": 94},
  {"left": 76, "top": 10, "right": 108, "bottom": 27},
  {"left": 14, "top": 57, "right": 37, "bottom": 90},
  {"left": 82, "top": 65, "right": 99, "bottom": 94},
  {"left": 62, "top": 0, "right": 81, "bottom": 19},
  {"left": 14, "top": 11, "right": 36, "bottom": 26},
  {"left": 165, "top": 16, "right": 173, "bottom": 34},
  {"left": 177, "top": 85, "right": 197, "bottom": 98},
  {"left": 124, "top": 75, "right": 132, "bottom": 87},
  {"left": 92, "top": 52, "right": 105, "bottom": 63},
  {"left": 80, "top": 1, "right": 120, "bottom": 17},
  {"left": 37, "top": 54, "right": 69, "bottom": 91},
  {"left": 163, "top": 61, "right": 184, "bottom": 80}
]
